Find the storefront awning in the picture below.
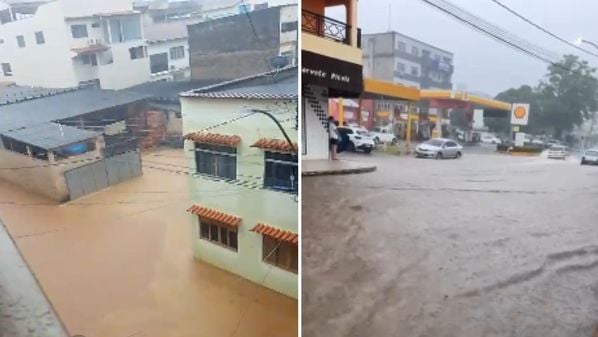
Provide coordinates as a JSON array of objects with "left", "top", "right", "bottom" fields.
[
  {"left": 187, "top": 205, "right": 242, "bottom": 228},
  {"left": 362, "top": 78, "right": 421, "bottom": 102},
  {"left": 251, "top": 223, "right": 298, "bottom": 245},
  {"left": 184, "top": 132, "right": 241, "bottom": 146}
]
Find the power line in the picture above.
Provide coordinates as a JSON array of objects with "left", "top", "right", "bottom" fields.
[
  {"left": 488, "top": 0, "right": 598, "bottom": 59},
  {"left": 418, "top": 0, "right": 598, "bottom": 83}
]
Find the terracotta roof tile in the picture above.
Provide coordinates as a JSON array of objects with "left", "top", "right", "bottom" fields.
[
  {"left": 184, "top": 132, "right": 241, "bottom": 146},
  {"left": 251, "top": 138, "right": 298, "bottom": 153},
  {"left": 187, "top": 205, "right": 242, "bottom": 228},
  {"left": 251, "top": 223, "right": 298, "bottom": 245}
]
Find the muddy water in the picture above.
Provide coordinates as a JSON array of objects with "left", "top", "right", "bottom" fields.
[
  {"left": 0, "top": 149, "right": 297, "bottom": 337},
  {"left": 303, "top": 151, "right": 598, "bottom": 337}
]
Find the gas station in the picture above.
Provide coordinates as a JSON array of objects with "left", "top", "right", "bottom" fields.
[{"left": 329, "top": 84, "right": 513, "bottom": 146}]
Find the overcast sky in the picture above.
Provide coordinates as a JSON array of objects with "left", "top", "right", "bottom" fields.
[{"left": 330, "top": 0, "right": 598, "bottom": 96}]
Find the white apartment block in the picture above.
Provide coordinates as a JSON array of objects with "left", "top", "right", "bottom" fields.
[
  {"left": 144, "top": 18, "right": 195, "bottom": 82},
  {"left": 363, "top": 31, "right": 454, "bottom": 90},
  {"left": 0, "top": 0, "right": 151, "bottom": 90}
]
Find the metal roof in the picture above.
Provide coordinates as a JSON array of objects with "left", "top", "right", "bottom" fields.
[
  {"left": 3, "top": 122, "right": 100, "bottom": 150},
  {"left": 180, "top": 66, "right": 298, "bottom": 100},
  {"left": 0, "top": 85, "right": 80, "bottom": 105},
  {"left": 0, "top": 88, "right": 150, "bottom": 133}
]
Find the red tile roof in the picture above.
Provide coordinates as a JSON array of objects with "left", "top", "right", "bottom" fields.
[
  {"left": 251, "top": 138, "right": 297, "bottom": 153},
  {"left": 251, "top": 223, "right": 298, "bottom": 245},
  {"left": 184, "top": 132, "right": 241, "bottom": 146},
  {"left": 187, "top": 205, "right": 242, "bottom": 228},
  {"left": 71, "top": 44, "right": 110, "bottom": 55}
]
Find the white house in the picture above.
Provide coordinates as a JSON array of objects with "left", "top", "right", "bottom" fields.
[
  {"left": 144, "top": 18, "right": 199, "bottom": 82},
  {"left": 0, "top": 0, "right": 151, "bottom": 90},
  {"left": 181, "top": 66, "right": 298, "bottom": 298}
]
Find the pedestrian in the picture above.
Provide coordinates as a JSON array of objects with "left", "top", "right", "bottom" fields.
[{"left": 328, "top": 116, "right": 339, "bottom": 160}]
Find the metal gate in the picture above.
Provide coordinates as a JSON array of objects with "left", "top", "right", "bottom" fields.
[
  {"left": 64, "top": 151, "right": 142, "bottom": 200},
  {"left": 105, "top": 151, "right": 142, "bottom": 185},
  {"left": 64, "top": 160, "right": 109, "bottom": 200}
]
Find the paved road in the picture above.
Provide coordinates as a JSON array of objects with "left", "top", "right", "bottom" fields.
[{"left": 303, "top": 148, "right": 598, "bottom": 337}]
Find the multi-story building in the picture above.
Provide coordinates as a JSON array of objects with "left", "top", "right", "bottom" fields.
[
  {"left": 363, "top": 31, "right": 454, "bottom": 90},
  {"left": 0, "top": 0, "right": 150, "bottom": 90},
  {"left": 181, "top": 66, "right": 298, "bottom": 298},
  {"left": 187, "top": 4, "right": 297, "bottom": 83},
  {"left": 145, "top": 17, "right": 199, "bottom": 82},
  {"left": 301, "top": 0, "right": 363, "bottom": 160}
]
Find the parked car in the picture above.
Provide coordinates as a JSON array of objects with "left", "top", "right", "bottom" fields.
[
  {"left": 547, "top": 145, "right": 568, "bottom": 160},
  {"left": 337, "top": 127, "right": 375, "bottom": 153},
  {"left": 371, "top": 126, "right": 398, "bottom": 145},
  {"left": 581, "top": 149, "right": 598, "bottom": 165},
  {"left": 415, "top": 138, "right": 463, "bottom": 159},
  {"left": 481, "top": 134, "right": 502, "bottom": 144}
]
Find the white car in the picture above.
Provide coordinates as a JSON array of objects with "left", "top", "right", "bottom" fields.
[
  {"left": 481, "top": 135, "right": 502, "bottom": 144},
  {"left": 415, "top": 138, "right": 463, "bottom": 159},
  {"left": 581, "top": 149, "right": 598, "bottom": 165},
  {"left": 337, "top": 127, "right": 376, "bottom": 153},
  {"left": 547, "top": 145, "right": 568, "bottom": 160},
  {"left": 371, "top": 126, "right": 398, "bottom": 145}
]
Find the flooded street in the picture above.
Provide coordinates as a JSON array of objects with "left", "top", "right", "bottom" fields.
[
  {"left": 0, "top": 148, "right": 297, "bottom": 337},
  {"left": 303, "top": 148, "right": 598, "bottom": 337}
]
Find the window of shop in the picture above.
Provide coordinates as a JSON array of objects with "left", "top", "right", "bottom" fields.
[{"left": 262, "top": 236, "right": 298, "bottom": 273}]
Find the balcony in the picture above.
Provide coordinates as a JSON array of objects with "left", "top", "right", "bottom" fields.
[{"left": 302, "top": 10, "right": 360, "bottom": 47}]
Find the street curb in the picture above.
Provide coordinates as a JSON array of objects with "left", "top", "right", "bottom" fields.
[
  {"left": 302, "top": 165, "right": 377, "bottom": 177},
  {"left": 498, "top": 151, "right": 541, "bottom": 157}
]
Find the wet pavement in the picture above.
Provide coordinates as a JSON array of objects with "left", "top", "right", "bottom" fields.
[
  {"left": 303, "top": 147, "right": 598, "bottom": 337},
  {"left": 0, "top": 148, "right": 297, "bottom": 337},
  {"left": 0, "top": 220, "right": 67, "bottom": 337}
]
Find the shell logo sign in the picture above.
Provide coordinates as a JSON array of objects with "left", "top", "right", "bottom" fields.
[{"left": 511, "top": 103, "right": 530, "bottom": 125}]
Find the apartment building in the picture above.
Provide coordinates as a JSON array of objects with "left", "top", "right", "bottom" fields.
[
  {"left": 181, "top": 67, "right": 298, "bottom": 298},
  {"left": 363, "top": 31, "right": 454, "bottom": 90},
  {"left": 145, "top": 17, "right": 199, "bottom": 82},
  {"left": 301, "top": 0, "right": 363, "bottom": 160},
  {"left": 0, "top": 0, "right": 150, "bottom": 90},
  {"left": 198, "top": 0, "right": 295, "bottom": 20}
]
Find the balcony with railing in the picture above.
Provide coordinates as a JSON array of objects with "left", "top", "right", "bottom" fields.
[{"left": 302, "top": 10, "right": 361, "bottom": 47}]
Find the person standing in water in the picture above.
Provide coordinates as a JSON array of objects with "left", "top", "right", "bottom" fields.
[{"left": 328, "top": 116, "right": 339, "bottom": 160}]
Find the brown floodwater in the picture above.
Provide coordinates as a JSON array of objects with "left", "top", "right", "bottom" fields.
[{"left": 0, "top": 148, "right": 297, "bottom": 337}]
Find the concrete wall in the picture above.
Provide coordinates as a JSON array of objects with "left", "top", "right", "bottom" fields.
[
  {"left": 188, "top": 6, "right": 281, "bottom": 82},
  {"left": 302, "top": 85, "right": 329, "bottom": 160},
  {"left": 181, "top": 96, "right": 298, "bottom": 299}
]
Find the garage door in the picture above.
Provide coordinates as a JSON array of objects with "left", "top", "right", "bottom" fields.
[
  {"left": 64, "top": 160, "right": 109, "bottom": 200},
  {"left": 105, "top": 151, "right": 142, "bottom": 185}
]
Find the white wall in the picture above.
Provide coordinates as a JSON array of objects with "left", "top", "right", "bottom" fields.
[
  {"left": 147, "top": 37, "right": 189, "bottom": 79},
  {"left": 303, "top": 85, "right": 329, "bottom": 160},
  {"left": 181, "top": 96, "right": 298, "bottom": 298},
  {"left": 0, "top": 1, "right": 79, "bottom": 87},
  {"left": 98, "top": 42, "right": 150, "bottom": 89}
]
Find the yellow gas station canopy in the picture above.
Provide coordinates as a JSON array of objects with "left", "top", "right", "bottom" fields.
[
  {"left": 420, "top": 90, "right": 512, "bottom": 111},
  {"left": 362, "top": 78, "right": 421, "bottom": 102}
]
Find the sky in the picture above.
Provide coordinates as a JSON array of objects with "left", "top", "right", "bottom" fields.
[{"left": 330, "top": 0, "right": 598, "bottom": 97}]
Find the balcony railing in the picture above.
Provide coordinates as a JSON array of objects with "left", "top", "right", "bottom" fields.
[{"left": 302, "top": 10, "right": 352, "bottom": 46}]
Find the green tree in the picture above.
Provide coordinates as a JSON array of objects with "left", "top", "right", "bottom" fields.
[{"left": 537, "top": 55, "right": 598, "bottom": 138}]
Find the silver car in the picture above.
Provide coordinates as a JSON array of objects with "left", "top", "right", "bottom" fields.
[
  {"left": 581, "top": 149, "right": 598, "bottom": 165},
  {"left": 415, "top": 138, "right": 463, "bottom": 159}
]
